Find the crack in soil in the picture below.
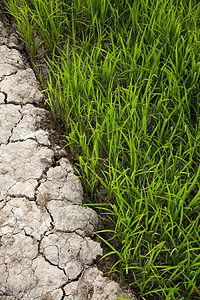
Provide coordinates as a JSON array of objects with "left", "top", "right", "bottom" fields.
[
  {"left": 6, "top": 106, "right": 23, "bottom": 144},
  {"left": 1, "top": 90, "right": 7, "bottom": 103}
]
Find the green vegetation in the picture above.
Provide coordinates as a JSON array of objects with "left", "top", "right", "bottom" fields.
[{"left": 3, "top": 0, "right": 200, "bottom": 298}]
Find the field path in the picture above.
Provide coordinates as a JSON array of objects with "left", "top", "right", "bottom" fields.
[{"left": 0, "top": 15, "right": 136, "bottom": 300}]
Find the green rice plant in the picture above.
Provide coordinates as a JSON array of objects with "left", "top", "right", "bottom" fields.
[
  {"left": 4, "top": 0, "right": 200, "bottom": 298},
  {"left": 4, "top": 0, "right": 38, "bottom": 57}
]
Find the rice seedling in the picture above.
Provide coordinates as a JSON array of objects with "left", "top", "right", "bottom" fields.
[{"left": 4, "top": 0, "right": 200, "bottom": 298}]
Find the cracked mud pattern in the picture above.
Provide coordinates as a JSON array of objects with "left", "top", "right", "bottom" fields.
[{"left": 0, "top": 16, "right": 136, "bottom": 300}]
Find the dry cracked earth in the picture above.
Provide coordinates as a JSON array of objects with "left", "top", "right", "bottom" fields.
[{"left": 0, "top": 14, "right": 137, "bottom": 300}]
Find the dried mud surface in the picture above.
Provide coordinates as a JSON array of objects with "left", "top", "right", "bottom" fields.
[{"left": 0, "top": 12, "right": 136, "bottom": 300}]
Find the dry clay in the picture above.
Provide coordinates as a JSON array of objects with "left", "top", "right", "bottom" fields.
[{"left": 0, "top": 16, "right": 136, "bottom": 300}]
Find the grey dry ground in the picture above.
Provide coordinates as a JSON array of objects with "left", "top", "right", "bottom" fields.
[{"left": 0, "top": 15, "right": 137, "bottom": 300}]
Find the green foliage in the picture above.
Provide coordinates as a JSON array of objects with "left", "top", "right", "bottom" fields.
[{"left": 4, "top": 0, "right": 200, "bottom": 298}]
